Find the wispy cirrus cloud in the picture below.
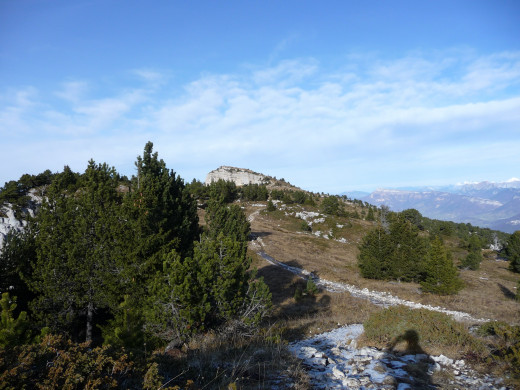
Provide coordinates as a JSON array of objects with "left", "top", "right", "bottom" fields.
[{"left": 1, "top": 50, "right": 519, "bottom": 191}]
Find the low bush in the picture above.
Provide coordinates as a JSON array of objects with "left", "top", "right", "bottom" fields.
[
  {"left": 361, "top": 306, "right": 480, "bottom": 355},
  {"left": 460, "top": 250, "right": 482, "bottom": 270},
  {"left": 477, "top": 321, "right": 520, "bottom": 382},
  {"left": 300, "top": 221, "right": 311, "bottom": 232},
  {"left": 0, "top": 334, "right": 140, "bottom": 389}
]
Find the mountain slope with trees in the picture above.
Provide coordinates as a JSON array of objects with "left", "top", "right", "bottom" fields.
[
  {"left": 360, "top": 180, "right": 520, "bottom": 233},
  {"left": 1, "top": 157, "right": 519, "bottom": 388}
]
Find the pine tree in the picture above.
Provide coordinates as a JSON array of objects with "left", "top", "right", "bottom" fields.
[
  {"left": 0, "top": 228, "right": 36, "bottom": 312},
  {"left": 516, "top": 279, "right": 520, "bottom": 302},
  {"left": 505, "top": 231, "right": 520, "bottom": 273},
  {"left": 206, "top": 201, "right": 250, "bottom": 242},
  {"left": 124, "top": 142, "right": 199, "bottom": 278},
  {"left": 366, "top": 207, "right": 375, "bottom": 221},
  {"left": 421, "top": 238, "right": 464, "bottom": 295},
  {"left": 388, "top": 217, "right": 427, "bottom": 282},
  {"left": 358, "top": 226, "right": 394, "bottom": 279},
  {"left": 31, "top": 161, "right": 124, "bottom": 341},
  {"left": 99, "top": 295, "right": 146, "bottom": 354},
  {"left": 0, "top": 292, "right": 32, "bottom": 348},
  {"left": 321, "top": 195, "right": 341, "bottom": 216},
  {"left": 208, "top": 179, "right": 238, "bottom": 203},
  {"left": 460, "top": 250, "right": 482, "bottom": 270},
  {"left": 146, "top": 234, "right": 271, "bottom": 340}
]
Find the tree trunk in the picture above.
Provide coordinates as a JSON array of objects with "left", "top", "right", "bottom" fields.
[{"left": 86, "top": 300, "right": 94, "bottom": 342}]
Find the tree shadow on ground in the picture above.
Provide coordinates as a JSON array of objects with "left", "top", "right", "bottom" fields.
[
  {"left": 384, "top": 329, "right": 437, "bottom": 389},
  {"left": 249, "top": 231, "right": 272, "bottom": 240},
  {"left": 497, "top": 283, "right": 516, "bottom": 300},
  {"left": 256, "top": 259, "right": 331, "bottom": 341}
]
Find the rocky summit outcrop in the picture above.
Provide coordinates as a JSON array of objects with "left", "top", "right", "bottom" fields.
[{"left": 205, "top": 166, "right": 270, "bottom": 187}]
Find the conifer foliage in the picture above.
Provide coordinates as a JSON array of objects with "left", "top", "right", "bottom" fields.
[
  {"left": 460, "top": 235, "right": 483, "bottom": 270},
  {"left": 31, "top": 161, "right": 124, "bottom": 341},
  {"left": 5, "top": 142, "right": 270, "bottom": 354},
  {"left": 421, "top": 237, "right": 464, "bottom": 295},
  {"left": 358, "top": 216, "right": 426, "bottom": 282},
  {"left": 505, "top": 231, "right": 520, "bottom": 273},
  {"left": 147, "top": 233, "right": 270, "bottom": 339},
  {"left": 358, "top": 214, "right": 463, "bottom": 294},
  {"left": 125, "top": 141, "right": 200, "bottom": 272}
]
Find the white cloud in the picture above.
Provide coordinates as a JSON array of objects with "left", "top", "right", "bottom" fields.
[
  {"left": 55, "top": 81, "right": 89, "bottom": 103},
  {"left": 1, "top": 50, "right": 519, "bottom": 192}
]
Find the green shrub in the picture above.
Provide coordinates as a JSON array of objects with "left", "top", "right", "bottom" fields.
[
  {"left": 477, "top": 321, "right": 520, "bottom": 380},
  {"left": 270, "top": 189, "right": 285, "bottom": 200},
  {"left": 0, "top": 293, "right": 32, "bottom": 348},
  {"left": 292, "top": 191, "right": 307, "bottom": 204},
  {"left": 300, "top": 221, "right": 311, "bottom": 232},
  {"left": 460, "top": 250, "right": 482, "bottom": 270},
  {"left": 362, "top": 306, "right": 479, "bottom": 352},
  {"left": 266, "top": 200, "right": 276, "bottom": 211},
  {"left": 0, "top": 334, "right": 139, "bottom": 389},
  {"left": 305, "top": 278, "right": 318, "bottom": 296},
  {"left": 293, "top": 286, "right": 303, "bottom": 302}
]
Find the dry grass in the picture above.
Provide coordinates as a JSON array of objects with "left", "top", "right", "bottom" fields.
[
  {"left": 154, "top": 324, "right": 311, "bottom": 389},
  {"left": 244, "top": 201, "right": 520, "bottom": 326},
  {"left": 195, "top": 199, "right": 520, "bottom": 387},
  {"left": 250, "top": 250, "right": 379, "bottom": 341}
]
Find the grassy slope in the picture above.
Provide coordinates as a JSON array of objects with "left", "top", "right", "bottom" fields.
[{"left": 241, "top": 199, "right": 520, "bottom": 329}]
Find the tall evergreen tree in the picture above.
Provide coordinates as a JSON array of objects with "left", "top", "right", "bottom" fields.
[
  {"left": 31, "top": 161, "right": 124, "bottom": 341},
  {"left": 124, "top": 142, "right": 199, "bottom": 278},
  {"left": 358, "top": 226, "right": 394, "bottom": 280},
  {"left": 460, "top": 234, "right": 483, "bottom": 270},
  {"left": 421, "top": 237, "right": 464, "bottom": 295},
  {"left": 505, "top": 231, "right": 520, "bottom": 273},
  {"left": 206, "top": 200, "right": 250, "bottom": 248},
  {"left": 358, "top": 218, "right": 426, "bottom": 282},
  {"left": 366, "top": 207, "right": 375, "bottom": 221},
  {"left": 388, "top": 217, "right": 427, "bottom": 282},
  {"left": 0, "top": 228, "right": 36, "bottom": 312}
]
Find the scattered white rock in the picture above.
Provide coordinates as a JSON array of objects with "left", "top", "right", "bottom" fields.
[
  {"left": 289, "top": 324, "right": 505, "bottom": 389},
  {"left": 432, "top": 354, "right": 453, "bottom": 366}
]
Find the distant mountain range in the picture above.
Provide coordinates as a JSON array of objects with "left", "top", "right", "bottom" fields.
[{"left": 343, "top": 179, "right": 520, "bottom": 233}]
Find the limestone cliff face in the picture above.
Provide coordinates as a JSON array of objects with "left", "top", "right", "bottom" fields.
[
  {"left": 0, "top": 207, "right": 25, "bottom": 249},
  {"left": 205, "top": 166, "right": 269, "bottom": 186},
  {"left": 0, "top": 189, "right": 41, "bottom": 250}
]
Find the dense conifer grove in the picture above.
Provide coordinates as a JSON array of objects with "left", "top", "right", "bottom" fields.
[{"left": 0, "top": 143, "right": 271, "bottom": 388}]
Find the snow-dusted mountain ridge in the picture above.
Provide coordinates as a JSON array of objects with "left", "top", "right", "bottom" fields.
[{"left": 355, "top": 179, "right": 520, "bottom": 233}]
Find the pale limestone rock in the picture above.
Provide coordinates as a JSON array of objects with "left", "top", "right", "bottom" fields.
[
  {"left": 205, "top": 166, "right": 269, "bottom": 186},
  {"left": 331, "top": 366, "right": 345, "bottom": 379},
  {"left": 0, "top": 206, "right": 24, "bottom": 249}
]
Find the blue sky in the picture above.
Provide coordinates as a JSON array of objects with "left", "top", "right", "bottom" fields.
[{"left": 1, "top": 0, "right": 519, "bottom": 193}]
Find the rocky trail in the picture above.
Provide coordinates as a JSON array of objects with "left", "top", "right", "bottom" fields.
[{"left": 288, "top": 324, "right": 507, "bottom": 389}]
